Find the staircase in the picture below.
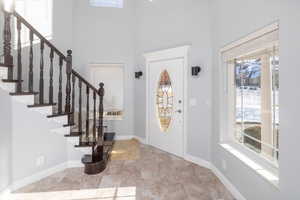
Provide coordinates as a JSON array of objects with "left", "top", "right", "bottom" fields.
[{"left": 0, "top": 8, "right": 115, "bottom": 175}]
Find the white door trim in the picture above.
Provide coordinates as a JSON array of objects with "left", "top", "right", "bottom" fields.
[{"left": 144, "top": 45, "right": 190, "bottom": 158}]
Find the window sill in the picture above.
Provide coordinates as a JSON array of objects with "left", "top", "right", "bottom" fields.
[{"left": 219, "top": 143, "right": 279, "bottom": 188}]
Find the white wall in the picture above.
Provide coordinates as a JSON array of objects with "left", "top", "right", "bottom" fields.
[
  {"left": 134, "top": 0, "right": 212, "bottom": 161},
  {"left": 11, "top": 98, "right": 67, "bottom": 183},
  {"left": 211, "top": 0, "right": 300, "bottom": 199},
  {"left": 0, "top": 88, "right": 12, "bottom": 192},
  {"left": 71, "top": 0, "right": 135, "bottom": 136}
]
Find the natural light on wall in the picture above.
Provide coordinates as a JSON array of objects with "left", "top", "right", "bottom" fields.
[
  {"left": 3, "top": 0, "right": 14, "bottom": 12},
  {"left": 90, "top": 0, "right": 123, "bottom": 8},
  {"left": 14, "top": 0, "right": 52, "bottom": 46}
]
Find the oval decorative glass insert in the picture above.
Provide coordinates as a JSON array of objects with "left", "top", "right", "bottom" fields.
[{"left": 156, "top": 70, "right": 174, "bottom": 132}]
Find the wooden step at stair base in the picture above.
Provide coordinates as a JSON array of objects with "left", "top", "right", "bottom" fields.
[{"left": 81, "top": 154, "right": 107, "bottom": 175}]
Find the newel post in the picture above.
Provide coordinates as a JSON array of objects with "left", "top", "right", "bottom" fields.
[
  {"left": 65, "top": 50, "right": 72, "bottom": 113},
  {"left": 3, "top": 10, "right": 13, "bottom": 79},
  {"left": 97, "top": 83, "right": 105, "bottom": 146}
]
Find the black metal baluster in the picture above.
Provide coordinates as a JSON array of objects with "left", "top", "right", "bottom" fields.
[
  {"left": 65, "top": 50, "right": 72, "bottom": 113},
  {"left": 93, "top": 91, "right": 96, "bottom": 143},
  {"left": 58, "top": 57, "right": 63, "bottom": 114},
  {"left": 98, "top": 83, "right": 104, "bottom": 146},
  {"left": 49, "top": 49, "right": 54, "bottom": 104},
  {"left": 86, "top": 86, "right": 90, "bottom": 143},
  {"left": 16, "top": 19, "right": 22, "bottom": 92},
  {"left": 39, "top": 40, "right": 45, "bottom": 103},
  {"left": 3, "top": 11, "right": 13, "bottom": 79},
  {"left": 28, "top": 30, "right": 34, "bottom": 92},
  {"left": 78, "top": 80, "right": 83, "bottom": 142},
  {"left": 70, "top": 74, "right": 76, "bottom": 124},
  {"left": 96, "top": 83, "right": 105, "bottom": 161}
]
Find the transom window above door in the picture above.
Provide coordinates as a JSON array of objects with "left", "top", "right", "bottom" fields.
[{"left": 89, "top": 0, "right": 123, "bottom": 8}]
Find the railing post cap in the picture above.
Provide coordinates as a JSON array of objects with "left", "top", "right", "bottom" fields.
[{"left": 67, "top": 49, "right": 72, "bottom": 56}]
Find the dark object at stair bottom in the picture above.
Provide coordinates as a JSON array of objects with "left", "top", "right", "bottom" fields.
[{"left": 82, "top": 132, "right": 115, "bottom": 175}]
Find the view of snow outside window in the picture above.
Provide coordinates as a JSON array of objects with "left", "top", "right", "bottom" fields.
[{"left": 235, "top": 57, "right": 279, "bottom": 162}]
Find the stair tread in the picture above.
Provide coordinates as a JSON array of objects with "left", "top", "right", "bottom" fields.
[
  {"left": 63, "top": 123, "right": 76, "bottom": 127},
  {"left": 75, "top": 142, "right": 96, "bottom": 148},
  {"left": 65, "top": 132, "right": 83, "bottom": 137},
  {"left": 0, "top": 63, "right": 12, "bottom": 68},
  {"left": 47, "top": 112, "right": 72, "bottom": 118},
  {"left": 28, "top": 103, "right": 56, "bottom": 108},
  {"left": 2, "top": 79, "right": 23, "bottom": 83},
  {"left": 10, "top": 91, "right": 38, "bottom": 96}
]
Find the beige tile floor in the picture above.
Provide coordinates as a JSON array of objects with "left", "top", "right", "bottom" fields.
[{"left": 10, "top": 143, "right": 235, "bottom": 200}]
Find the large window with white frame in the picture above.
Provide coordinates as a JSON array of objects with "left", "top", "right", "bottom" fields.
[
  {"left": 223, "top": 23, "right": 279, "bottom": 165},
  {"left": 14, "top": 0, "right": 52, "bottom": 46}
]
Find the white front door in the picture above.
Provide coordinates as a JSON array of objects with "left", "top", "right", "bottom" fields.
[{"left": 148, "top": 58, "right": 184, "bottom": 157}]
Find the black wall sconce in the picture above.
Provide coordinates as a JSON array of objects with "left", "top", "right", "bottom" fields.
[
  {"left": 135, "top": 71, "right": 143, "bottom": 79},
  {"left": 192, "top": 66, "right": 201, "bottom": 76}
]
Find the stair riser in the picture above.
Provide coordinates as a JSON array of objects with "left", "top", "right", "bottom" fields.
[
  {"left": 48, "top": 116, "right": 68, "bottom": 125},
  {"left": 67, "top": 137, "right": 79, "bottom": 145},
  {"left": 29, "top": 107, "right": 53, "bottom": 115},
  {"left": 51, "top": 127, "right": 71, "bottom": 135},
  {"left": 0, "top": 82, "right": 16, "bottom": 93},
  {"left": 0, "top": 68, "right": 8, "bottom": 79},
  {"left": 11, "top": 95, "right": 35, "bottom": 105}
]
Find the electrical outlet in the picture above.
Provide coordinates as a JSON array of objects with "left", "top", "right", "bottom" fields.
[{"left": 222, "top": 159, "right": 227, "bottom": 171}]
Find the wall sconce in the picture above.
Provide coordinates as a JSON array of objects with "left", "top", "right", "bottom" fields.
[
  {"left": 135, "top": 71, "right": 143, "bottom": 79},
  {"left": 191, "top": 66, "right": 201, "bottom": 76}
]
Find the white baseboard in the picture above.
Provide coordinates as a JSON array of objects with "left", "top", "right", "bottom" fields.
[
  {"left": 184, "top": 154, "right": 211, "bottom": 169},
  {"left": 1, "top": 140, "right": 246, "bottom": 200},
  {"left": 133, "top": 135, "right": 147, "bottom": 144},
  {"left": 211, "top": 165, "right": 246, "bottom": 200},
  {"left": 115, "top": 134, "right": 147, "bottom": 144},
  {"left": 184, "top": 154, "right": 246, "bottom": 200},
  {"left": 67, "top": 160, "right": 84, "bottom": 168},
  {"left": 11, "top": 162, "right": 68, "bottom": 191},
  {"left": 115, "top": 135, "right": 135, "bottom": 140}
]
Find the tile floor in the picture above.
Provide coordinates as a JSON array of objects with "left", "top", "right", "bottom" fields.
[{"left": 10, "top": 144, "right": 235, "bottom": 200}]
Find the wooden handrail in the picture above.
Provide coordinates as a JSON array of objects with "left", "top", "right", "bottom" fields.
[
  {"left": 13, "top": 11, "right": 98, "bottom": 95},
  {"left": 2, "top": 8, "right": 107, "bottom": 174},
  {"left": 13, "top": 11, "right": 66, "bottom": 60},
  {"left": 72, "top": 70, "right": 99, "bottom": 94}
]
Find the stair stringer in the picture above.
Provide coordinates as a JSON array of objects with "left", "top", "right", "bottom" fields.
[{"left": 0, "top": 67, "right": 91, "bottom": 171}]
